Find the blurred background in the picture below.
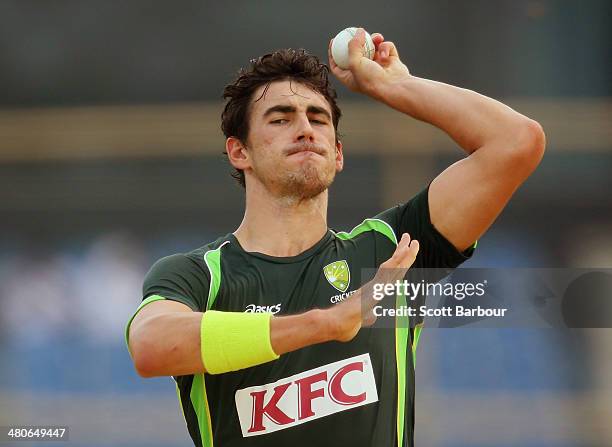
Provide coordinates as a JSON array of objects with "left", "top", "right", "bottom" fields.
[{"left": 0, "top": 0, "right": 611, "bottom": 446}]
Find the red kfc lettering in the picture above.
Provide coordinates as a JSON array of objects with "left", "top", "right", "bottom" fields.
[
  {"left": 236, "top": 355, "right": 377, "bottom": 437},
  {"left": 295, "top": 371, "right": 327, "bottom": 420},
  {"left": 328, "top": 361, "right": 367, "bottom": 405},
  {"left": 248, "top": 383, "right": 295, "bottom": 433}
]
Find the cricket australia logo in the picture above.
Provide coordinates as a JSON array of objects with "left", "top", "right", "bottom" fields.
[{"left": 323, "top": 260, "right": 350, "bottom": 293}]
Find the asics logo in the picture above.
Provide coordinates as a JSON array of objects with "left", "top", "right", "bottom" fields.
[{"left": 245, "top": 303, "right": 282, "bottom": 314}]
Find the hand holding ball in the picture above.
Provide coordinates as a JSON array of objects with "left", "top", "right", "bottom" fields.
[
  {"left": 328, "top": 27, "right": 409, "bottom": 96},
  {"left": 331, "top": 27, "right": 375, "bottom": 69}
]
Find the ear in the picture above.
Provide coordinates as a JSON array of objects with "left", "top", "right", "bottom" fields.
[
  {"left": 226, "top": 137, "right": 250, "bottom": 170},
  {"left": 335, "top": 140, "right": 344, "bottom": 172}
]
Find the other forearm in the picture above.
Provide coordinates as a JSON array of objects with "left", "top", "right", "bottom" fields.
[
  {"left": 375, "top": 76, "right": 536, "bottom": 154},
  {"left": 130, "top": 309, "right": 335, "bottom": 378},
  {"left": 270, "top": 309, "right": 332, "bottom": 355}
]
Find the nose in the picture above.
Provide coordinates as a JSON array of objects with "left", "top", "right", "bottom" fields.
[{"left": 296, "top": 114, "right": 315, "bottom": 142}]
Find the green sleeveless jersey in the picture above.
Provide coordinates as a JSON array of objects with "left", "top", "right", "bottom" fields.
[{"left": 126, "top": 186, "right": 474, "bottom": 447}]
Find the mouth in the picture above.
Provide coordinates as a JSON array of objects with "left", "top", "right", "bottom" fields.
[{"left": 286, "top": 146, "right": 326, "bottom": 157}]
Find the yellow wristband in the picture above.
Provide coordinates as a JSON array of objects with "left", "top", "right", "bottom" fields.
[{"left": 200, "top": 310, "right": 279, "bottom": 374}]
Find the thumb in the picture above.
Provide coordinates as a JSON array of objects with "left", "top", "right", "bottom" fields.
[{"left": 347, "top": 28, "right": 366, "bottom": 68}]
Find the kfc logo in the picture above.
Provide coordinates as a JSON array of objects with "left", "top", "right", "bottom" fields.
[{"left": 234, "top": 353, "right": 378, "bottom": 437}]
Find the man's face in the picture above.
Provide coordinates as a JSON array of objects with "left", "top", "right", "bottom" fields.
[{"left": 236, "top": 79, "right": 343, "bottom": 200}]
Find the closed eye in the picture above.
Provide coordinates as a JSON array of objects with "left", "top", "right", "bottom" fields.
[{"left": 270, "top": 118, "right": 327, "bottom": 125}]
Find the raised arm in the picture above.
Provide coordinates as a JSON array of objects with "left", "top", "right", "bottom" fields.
[
  {"left": 385, "top": 76, "right": 544, "bottom": 251},
  {"left": 329, "top": 29, "right": 545, "bottom": 251}
]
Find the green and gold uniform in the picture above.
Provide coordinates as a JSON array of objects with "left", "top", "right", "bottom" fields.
[{"left": 126, "top": 186, "right": 474, "bottom": 447}]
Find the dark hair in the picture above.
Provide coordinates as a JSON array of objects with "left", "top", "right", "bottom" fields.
[{"left": 221, "top": 48, "right": 342, "bottom": 188}]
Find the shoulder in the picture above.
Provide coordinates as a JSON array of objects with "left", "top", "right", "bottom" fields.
[
  {"left": 373, "top": 187, "right": 429, "bottom": 235},
  {"left": 148, "top": 252, "right": 201, "bottom": 272},
  {"left": 363, "top": 185, "right": 475, "bottom": 268},
  {"left": 144, "top": 235, "right": 234, "bottom": 288},
  {"left": 142, "top": 234, "right": 234, "bottom": 311},
  {"left": 158, "top": 234, "right": 233, "bottom": 268}
]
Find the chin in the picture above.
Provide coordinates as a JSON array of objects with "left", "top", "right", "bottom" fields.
[{"left": 282, "top": 165, "right": 335, "bottom": 200}]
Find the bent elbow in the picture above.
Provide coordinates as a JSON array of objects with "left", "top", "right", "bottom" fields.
[
  {"left": 133, "top": 354, "right": 157, "bottom": 378},
  {"left": 525, "top": 118, "right": 546, "bottom": 156},
  {"left": 129, "top": 334, "right": 160, "bottom": 378},
  {"left": 511, "top": 118, "right": 546, "bottom": 175},
  {"left": 132, "top": 350, "right": 159, "bottom": 378}
]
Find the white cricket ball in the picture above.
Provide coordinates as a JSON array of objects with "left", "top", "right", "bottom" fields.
[{"left": 331, "top": 27, "right": 375, "bottom": 69}]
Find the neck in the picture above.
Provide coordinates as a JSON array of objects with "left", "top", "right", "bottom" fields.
[{"left": 234, "top": 180, "right": 329, "bottom": 257}]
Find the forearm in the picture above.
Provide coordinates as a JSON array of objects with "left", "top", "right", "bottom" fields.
[
  {"left": 130, "top": 309, "right": 334, "bottom": 378},
  {"left": 270, "top": 309, "right": 332, "bottom": 355},
  {"left": 376, "top": 76, "right": 534, "bottom": 154}
]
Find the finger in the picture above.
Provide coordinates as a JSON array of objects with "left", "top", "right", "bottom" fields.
[
  {"left": 378, "top": 41, "right": 399, "bottom": 60},
  {"left": 379, "top": 238, "right": 419, "bottom": 280},
  {"left": 380, "top": 233, "right": 412, "bottom": 269},
  {"left": 396, "top": 239, "right": 419, "bottom": 269},
  {"left": 390, "top": 232, "right": 412, "bottom": 265},
  {"left": 392, "top": 235, "right": 418, "bottom": 269},
  {"left": 347, "top": 28, "right": 366, "bottom": 68},
  {"left": 371, "top": 32, "right": 384, "bottom": 48}
]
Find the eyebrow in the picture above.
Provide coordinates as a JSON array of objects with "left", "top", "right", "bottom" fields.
[{"left": 262, "top": 104, "right": 332, "bottom": 120}]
